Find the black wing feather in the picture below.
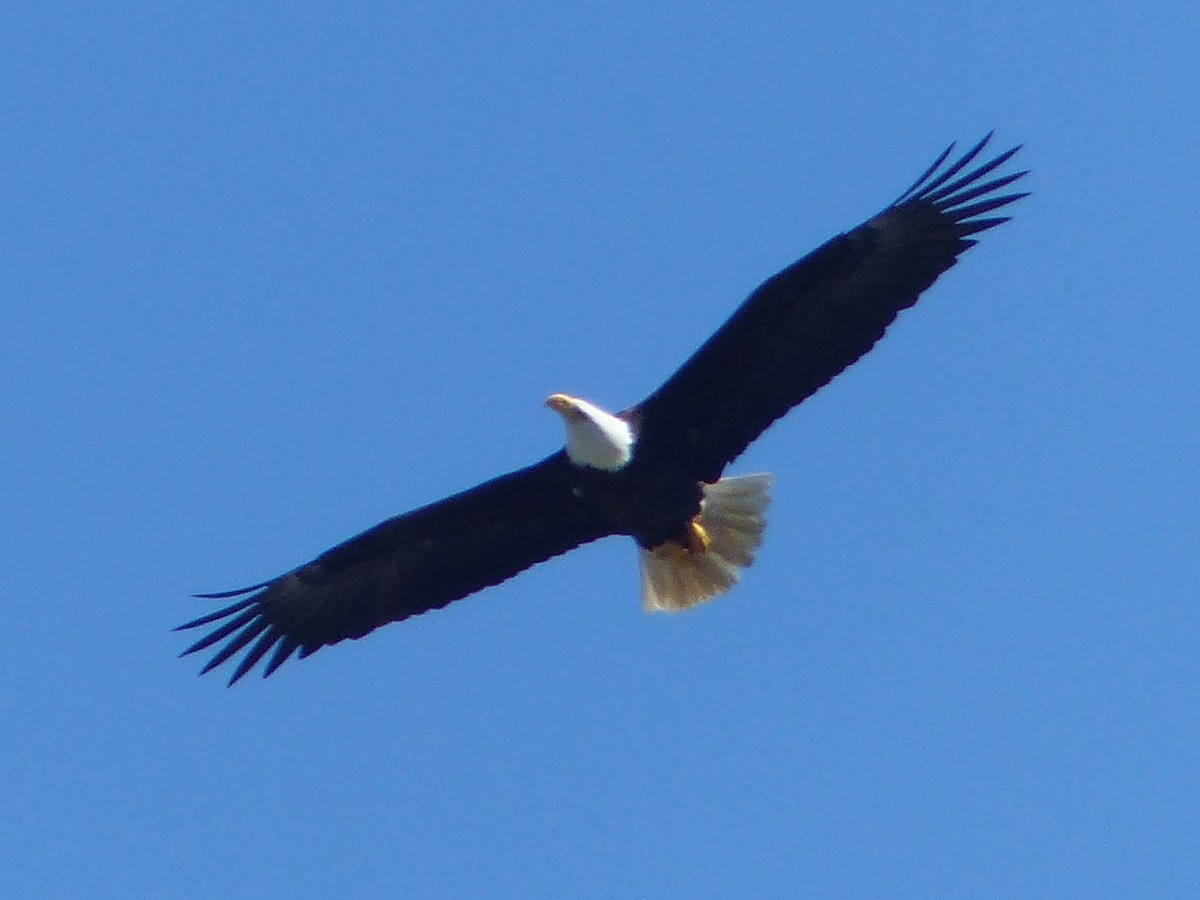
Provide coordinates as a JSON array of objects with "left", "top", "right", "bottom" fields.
[
  {"left": 634, "top": 134, "right": 1028, "bottom": 481},
  {"left": 178, "top": 452, "right": 611, "bottom": 683}
]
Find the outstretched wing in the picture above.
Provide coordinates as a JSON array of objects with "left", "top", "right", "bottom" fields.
[
  {"left": 633, "top": 134, "right": 1028, "bottom": 483},
  {"left": 177, "top": 452, "right": 612, "bottom": 683}
]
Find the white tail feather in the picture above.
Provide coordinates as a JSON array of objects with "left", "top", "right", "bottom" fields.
[{"left": 639, "top": 473, "right": 772, "bottom": 612}]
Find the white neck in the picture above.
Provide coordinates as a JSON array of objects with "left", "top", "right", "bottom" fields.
[{"left": 561, "top": 398, "right": 634, "bottom": 470}]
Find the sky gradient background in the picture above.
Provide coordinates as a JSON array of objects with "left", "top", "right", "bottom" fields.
[{"left": 3, "top": 3, "right": 1198, "bottom": 897}]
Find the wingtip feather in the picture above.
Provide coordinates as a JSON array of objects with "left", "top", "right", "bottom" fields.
[
  {"left": 192, "top": 580, "right": 273, "bottom": 600},
  {"left": 892, "top": 134, "right": 1028, "bottom": 220}
]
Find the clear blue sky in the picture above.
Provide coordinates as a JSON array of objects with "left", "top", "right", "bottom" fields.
[{"left": 3, "top": 3, "right": 1197, "bottom": 897}]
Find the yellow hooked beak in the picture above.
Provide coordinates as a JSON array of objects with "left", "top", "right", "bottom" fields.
[{"left": 545, "top": 393, "right": 577, "bottom": 415}]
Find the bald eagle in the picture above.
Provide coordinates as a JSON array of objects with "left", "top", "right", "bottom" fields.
[{"left": 179, "top": 134, "right": 1027, "bottom": 683}]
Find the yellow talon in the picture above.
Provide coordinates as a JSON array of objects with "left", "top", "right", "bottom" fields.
[{"left": 654, "top": 519, "right": 712, "bottom": 560}]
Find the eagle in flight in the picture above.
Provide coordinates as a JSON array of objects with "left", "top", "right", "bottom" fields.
[{"left": 179, "top": 134, "right": 1028, "bottom": 683}]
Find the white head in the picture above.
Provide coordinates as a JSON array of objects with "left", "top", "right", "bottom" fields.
[{"left": 546, "top": 393, "right": 634, "bottom": 471}]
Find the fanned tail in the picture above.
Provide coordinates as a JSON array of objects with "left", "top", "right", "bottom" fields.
[{"left": 640, "top": 473, "right": 772, "bottom": 612}]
